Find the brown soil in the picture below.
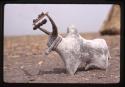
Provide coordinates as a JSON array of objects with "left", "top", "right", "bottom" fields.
[{"left": 4, "top": 32, "right": 120, "bottom": 83}]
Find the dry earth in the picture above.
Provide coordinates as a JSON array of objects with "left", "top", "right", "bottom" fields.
[{"left": 4, "top": 32, "right": 120, "bottom": 83}]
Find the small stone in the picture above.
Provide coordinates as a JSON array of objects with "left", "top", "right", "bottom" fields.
[
  {"left": 20, "top": 66, "right": 24, "bottom": 69},
  {"left": 38, "top": 61, "right": 43, "bottom": 65}
]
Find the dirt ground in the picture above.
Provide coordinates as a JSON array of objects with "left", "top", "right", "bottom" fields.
[{"left": 4, "top": 32, "right": 120, "bottom": 83}]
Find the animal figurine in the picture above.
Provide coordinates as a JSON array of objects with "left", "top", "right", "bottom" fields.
[{"left": 33, "top": 12, "right": 111, "bottom": 75}]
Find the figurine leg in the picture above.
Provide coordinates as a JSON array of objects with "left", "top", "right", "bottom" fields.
[{"left": 65, "top": 58, "right": 81, "bottom": 75}]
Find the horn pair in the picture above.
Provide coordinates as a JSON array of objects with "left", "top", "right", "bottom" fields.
[{"left": 33, "top": 12, "right": 58, "bottom": 36}]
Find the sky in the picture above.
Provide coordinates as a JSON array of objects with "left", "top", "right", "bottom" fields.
[{"left": 4, "top": 4, "right": 112, "bottom": 36}]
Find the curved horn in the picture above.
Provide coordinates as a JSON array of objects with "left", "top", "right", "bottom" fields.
[
  {"left": 33, "top": 19, "right": 51, "bottom": 35},
  {"left": 38, "top": 27, "right": 51, "bottom": 35},
  {"left": 46, "top": 14, "right": 58, "bottom": 36},
  {"left": 33, "top": 19, "right": 47, "bottom": 30}
]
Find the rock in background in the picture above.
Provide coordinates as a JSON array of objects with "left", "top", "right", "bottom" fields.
[{"left": 100, "top": 4, "right": 120, "bottom": 35}]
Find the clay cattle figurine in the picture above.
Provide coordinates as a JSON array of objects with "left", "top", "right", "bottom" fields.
[{"left": 33, "top": 12, "right": 111, "bottom": 75}]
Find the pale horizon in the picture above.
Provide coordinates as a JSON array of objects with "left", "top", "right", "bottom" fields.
[{"left": 4, "top": 4, "right": 112, "bottom": 36}]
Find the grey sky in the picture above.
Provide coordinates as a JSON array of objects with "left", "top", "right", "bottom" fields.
[{"left": 4, "top": 4, "right": 112, "bottom": 36}]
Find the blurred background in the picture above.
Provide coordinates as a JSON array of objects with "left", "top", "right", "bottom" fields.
[{"left": 4, "top": 4, "right": 114, "bottom": 36}]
